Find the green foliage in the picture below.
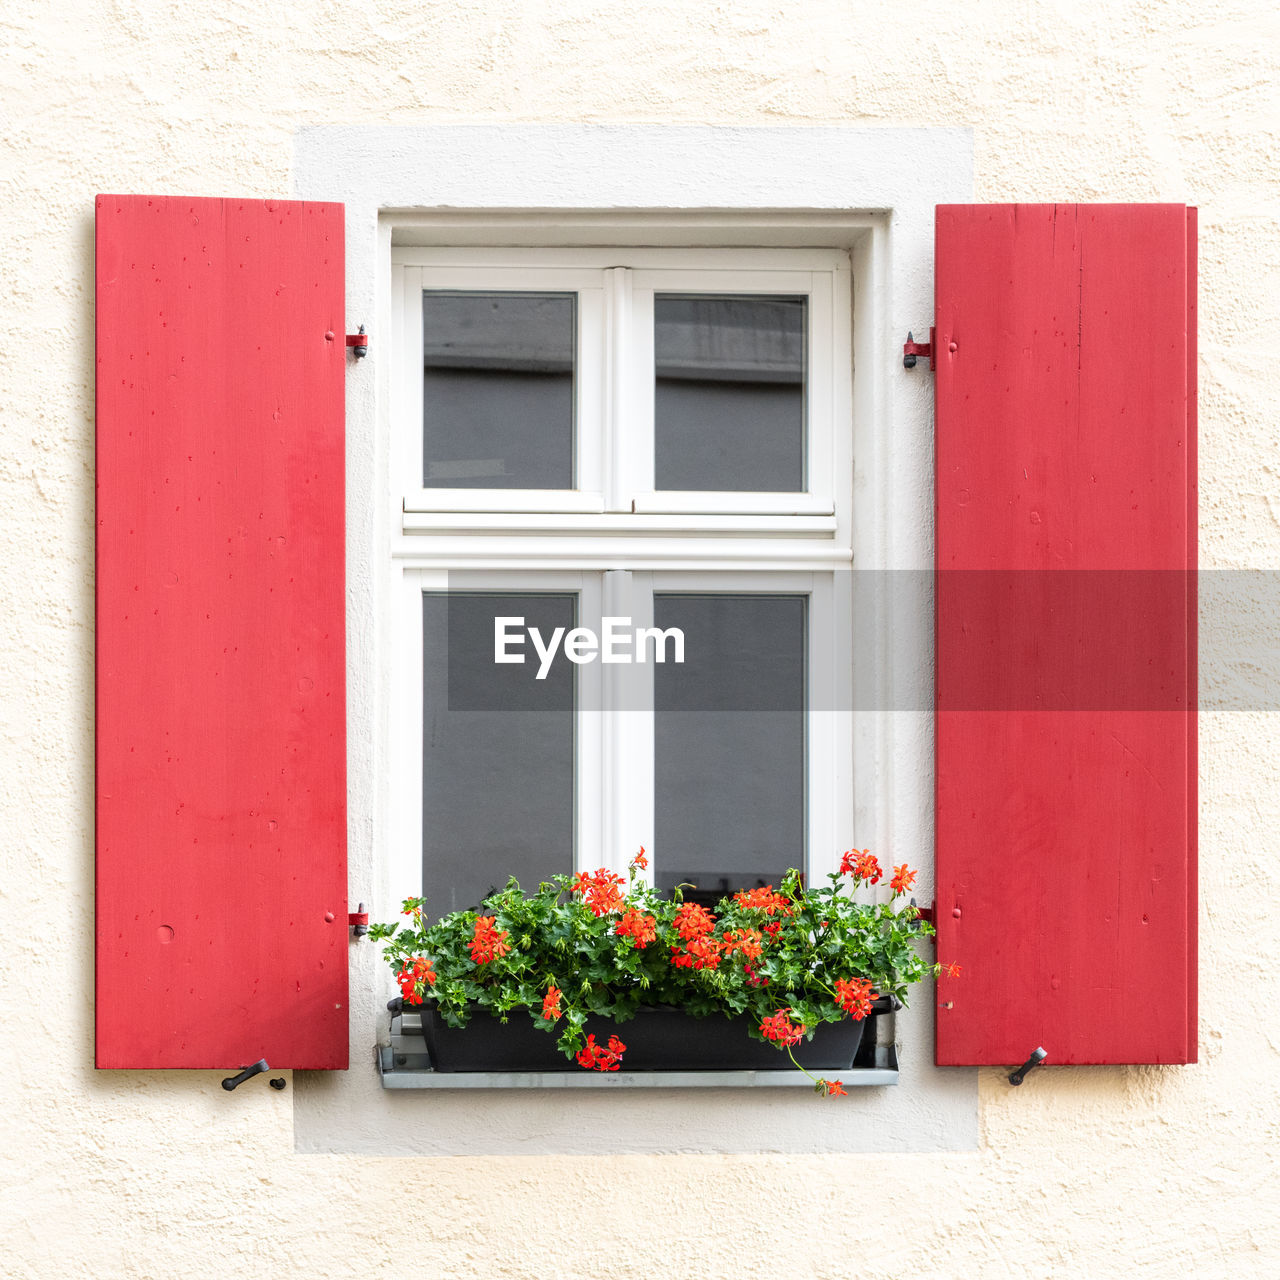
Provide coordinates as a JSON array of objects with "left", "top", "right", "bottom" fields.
[{"left": 373, "top": 858, "right": 935, "bottom": 1061}]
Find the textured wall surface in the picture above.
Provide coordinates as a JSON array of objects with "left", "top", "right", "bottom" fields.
[{"left": 2, "top": 1, "right": 1278, "bottom": 1276}]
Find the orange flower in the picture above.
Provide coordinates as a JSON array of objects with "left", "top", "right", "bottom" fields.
[
  {"left": 760, "top": 1008, "right": 806, "bottom": 1047},
  {"left": 833, "top": 976, "right": 875, "bottom": 1021},
  {"left": 889, "top": 863, "right": 918, "bottom": 895},
  {"left": 570, "top": 868, "right": 626, "bottom": 916},
  {"left": 724, "top": 928, "right": 764, "bottom": 963},
  {"left": 468, "top": 916, "right": 511, "bottom": 964},
  {"left": 840, "top": 849, "right": 883, "bottom": 884},
  {"left": 941, "top": 961, "right": 963, "bottom": 978},
  {"left": 631, "top": 846, "right": 649, "bottom": 870},
  {"left": 542, "top": 983, "right": 562, "bottom": 1022},
  {"left": 732, "top": 886, "right": 793, "bottom": 916},
  {"left": 673, "top": 902, "right": 716, "bottom": 940},
  {"left": 817, "top": 1079, "right": 847, "bottom": 1097},
  {"left": 616, "top": 908, "right": 658, "bottom": 949},
  {"left": 396, "top": 956, "right": 437, "bottom": 1001},
  {"left": 576, "top": 1033, "right": 626, "bottom": 1071},
  {"left": 669, "top": 934, "right": 723, "bottom": 970}
]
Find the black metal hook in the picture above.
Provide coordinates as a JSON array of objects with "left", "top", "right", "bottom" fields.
[
  {"left": 1008, "top": 1046, "right": 1048, "bottom": 1086},
  {"left": 221, "top": 1059, "right": 270, "bottom": 1091}
]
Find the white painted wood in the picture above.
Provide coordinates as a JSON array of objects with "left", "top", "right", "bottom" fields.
[
  {"left": 393, "top": 245, "right": 851, "bottom": 269},
  {"left": 389, "top": 539, "right": 852, "bottom": 571},
  {"left": 401, "top": 512, "right": 838, "bottom": 535},
  {"left": 604, "top": 266, "right": 633, "bottom": 513}
]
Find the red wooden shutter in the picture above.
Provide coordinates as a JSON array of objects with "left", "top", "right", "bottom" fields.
[
  {"left": 96, "top": 196, "right": 348, "bottom": 1069},
  {"left": 935, "top": 204, "right": 1197, "bottom": 1066}
]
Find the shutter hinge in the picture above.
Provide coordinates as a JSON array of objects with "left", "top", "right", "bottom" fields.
[
  {"left": 346, "top": 324, "right": 369, "bottom": 357},
  {"left": 349, "top": 903, "right": 369, "bottom": 937},
  {"left": 911, "top": 898, "right": 937, "bottom": 930},
  {"left": 903, "top": 328, "right": 935, "bottom": 370}
]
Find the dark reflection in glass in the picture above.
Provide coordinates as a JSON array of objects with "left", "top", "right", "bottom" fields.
[
  {"left": 654, "top": 294, "right": 806, "bottom": 493},
  {"left": 653, "top": 593, "right": 806, "bottom": 907},
  {"left": 423, "top": 292, "right": 575, "bottom": 489},
  {"left": 422, "top": 593, "right": 575, "bottom": 917}
]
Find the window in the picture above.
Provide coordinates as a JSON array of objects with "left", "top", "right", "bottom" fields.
[{"left": 388, "top": 247, "right": 853, "bottom": 914}]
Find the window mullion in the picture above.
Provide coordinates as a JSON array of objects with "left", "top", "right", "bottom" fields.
[
  {"left": 609, "top": 569, "right": 654, "bottom": 885},
  {"left": 576, "top": 572, "right": 607, "bottom": 873},
  {"left": 604, "top": 267, "right": 633, "bottom": 513}
]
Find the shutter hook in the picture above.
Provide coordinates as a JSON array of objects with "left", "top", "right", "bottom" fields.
[
  {"left": 221, "top": 1059, "right": 270, "bottom": 1091},
  {"left": 1008, "top": 1046, "right": 1048, "bottom": 1086},
  {"left": 345, "top": 324, "right": 368, "bottom": 358}
]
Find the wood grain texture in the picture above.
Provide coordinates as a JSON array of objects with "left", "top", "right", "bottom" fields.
[
  {"left": 95, "top": 196, "right": 348, "bottom": 1069},
  {"left": 934, "top": 204, "right": 1197, "bottom": 1066}
]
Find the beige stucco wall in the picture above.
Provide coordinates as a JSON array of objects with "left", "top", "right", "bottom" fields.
[{"left": 3, "top": 1, "right": 1277, "bottom": 1275}]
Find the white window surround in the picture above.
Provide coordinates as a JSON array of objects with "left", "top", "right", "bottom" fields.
[{"left": 292, "top": 123, "right": 978, "bottom": 1156}]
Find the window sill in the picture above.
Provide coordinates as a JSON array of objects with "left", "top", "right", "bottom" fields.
[{"left": 377, "top": 1012, "right": 899, "bottom": 1089}]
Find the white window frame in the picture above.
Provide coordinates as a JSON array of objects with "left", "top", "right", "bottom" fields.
[
  {"left": 388, "top": 566, "right": 850, "bottom": 907},
  {"left": 388, "top": 245, "right": 855, "bottom": 910},
  {"left": 394, "top": 246, "right": 848, "bottom": 522}
]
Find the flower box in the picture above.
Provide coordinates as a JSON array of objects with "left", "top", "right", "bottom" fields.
[
  {"left": 411, "top": 1000, "right": 891, "bottom": 1073},
  {"left": 374, "top": 852, "right": 933, "bottom": 1092}
]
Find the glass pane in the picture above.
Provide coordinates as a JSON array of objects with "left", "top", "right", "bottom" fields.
[
  {"left": 653, "top": 594, "right": 806, "bottom": 907},
  {"left": 422, "top": 593, "right": 575, "bottom": 917},
  {"left": 422, "top": 291, "right": 575, "bottom": 489},
  {"left": 654, "top": 294, "right": 806, "bottom": 492}
]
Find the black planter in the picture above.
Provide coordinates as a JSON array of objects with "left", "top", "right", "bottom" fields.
[{"left": 410, "top": 1003, "right": 886, "bottom": 1073}]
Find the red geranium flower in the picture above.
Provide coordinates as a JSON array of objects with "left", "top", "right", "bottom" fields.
[
  {"left": 760, "top": 1008, "right": 806, "bottom": 1047},
  {"left": 840, "top": 849, "right": 883, "bottom": 884},
  {"left": 631, "top": 846, "right": 649, "bottom": 870},
  {"left": 724, "top": 928, "right": 764, "bottom": 963},
  {"left": 670, "top": 934, "right": 723, "bottom": 970},
  {"left": 890, "top": 863, "right": 918, "bottom": 894},
  {"left": 732, "top": 886, "right": 793, "bottom": 916},
  {"left": 576, "top": 1033, "right": 626, "bottom": 1071},
  {"left": 833, "top": 976, "right": 875, "bottom": 1021},
  {"left": 673, "top": 902, "right": 716, "bottom": 940},
  {"left": 396, "top": 956, "right": 436, "bottom": 1000},
  {"left": 542, "top": 983, "right": 562, "bottom": 1022},
  {"left": 468, "top": 916, "right": 511, "bottom": 964},
  {"left": 616, "top": 908, "right": 657, "bottom": 949},
  {"left": 570, "top": 868, "right": 627, "bottom": 916}
]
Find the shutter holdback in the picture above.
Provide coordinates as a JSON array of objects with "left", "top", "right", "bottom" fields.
[
  {"left": 1008, "top": 1046, "right": 1048, "bottom": 1086},
  {"left": 221, "top": 1059, "right": 270, "bottom": 1091}
]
